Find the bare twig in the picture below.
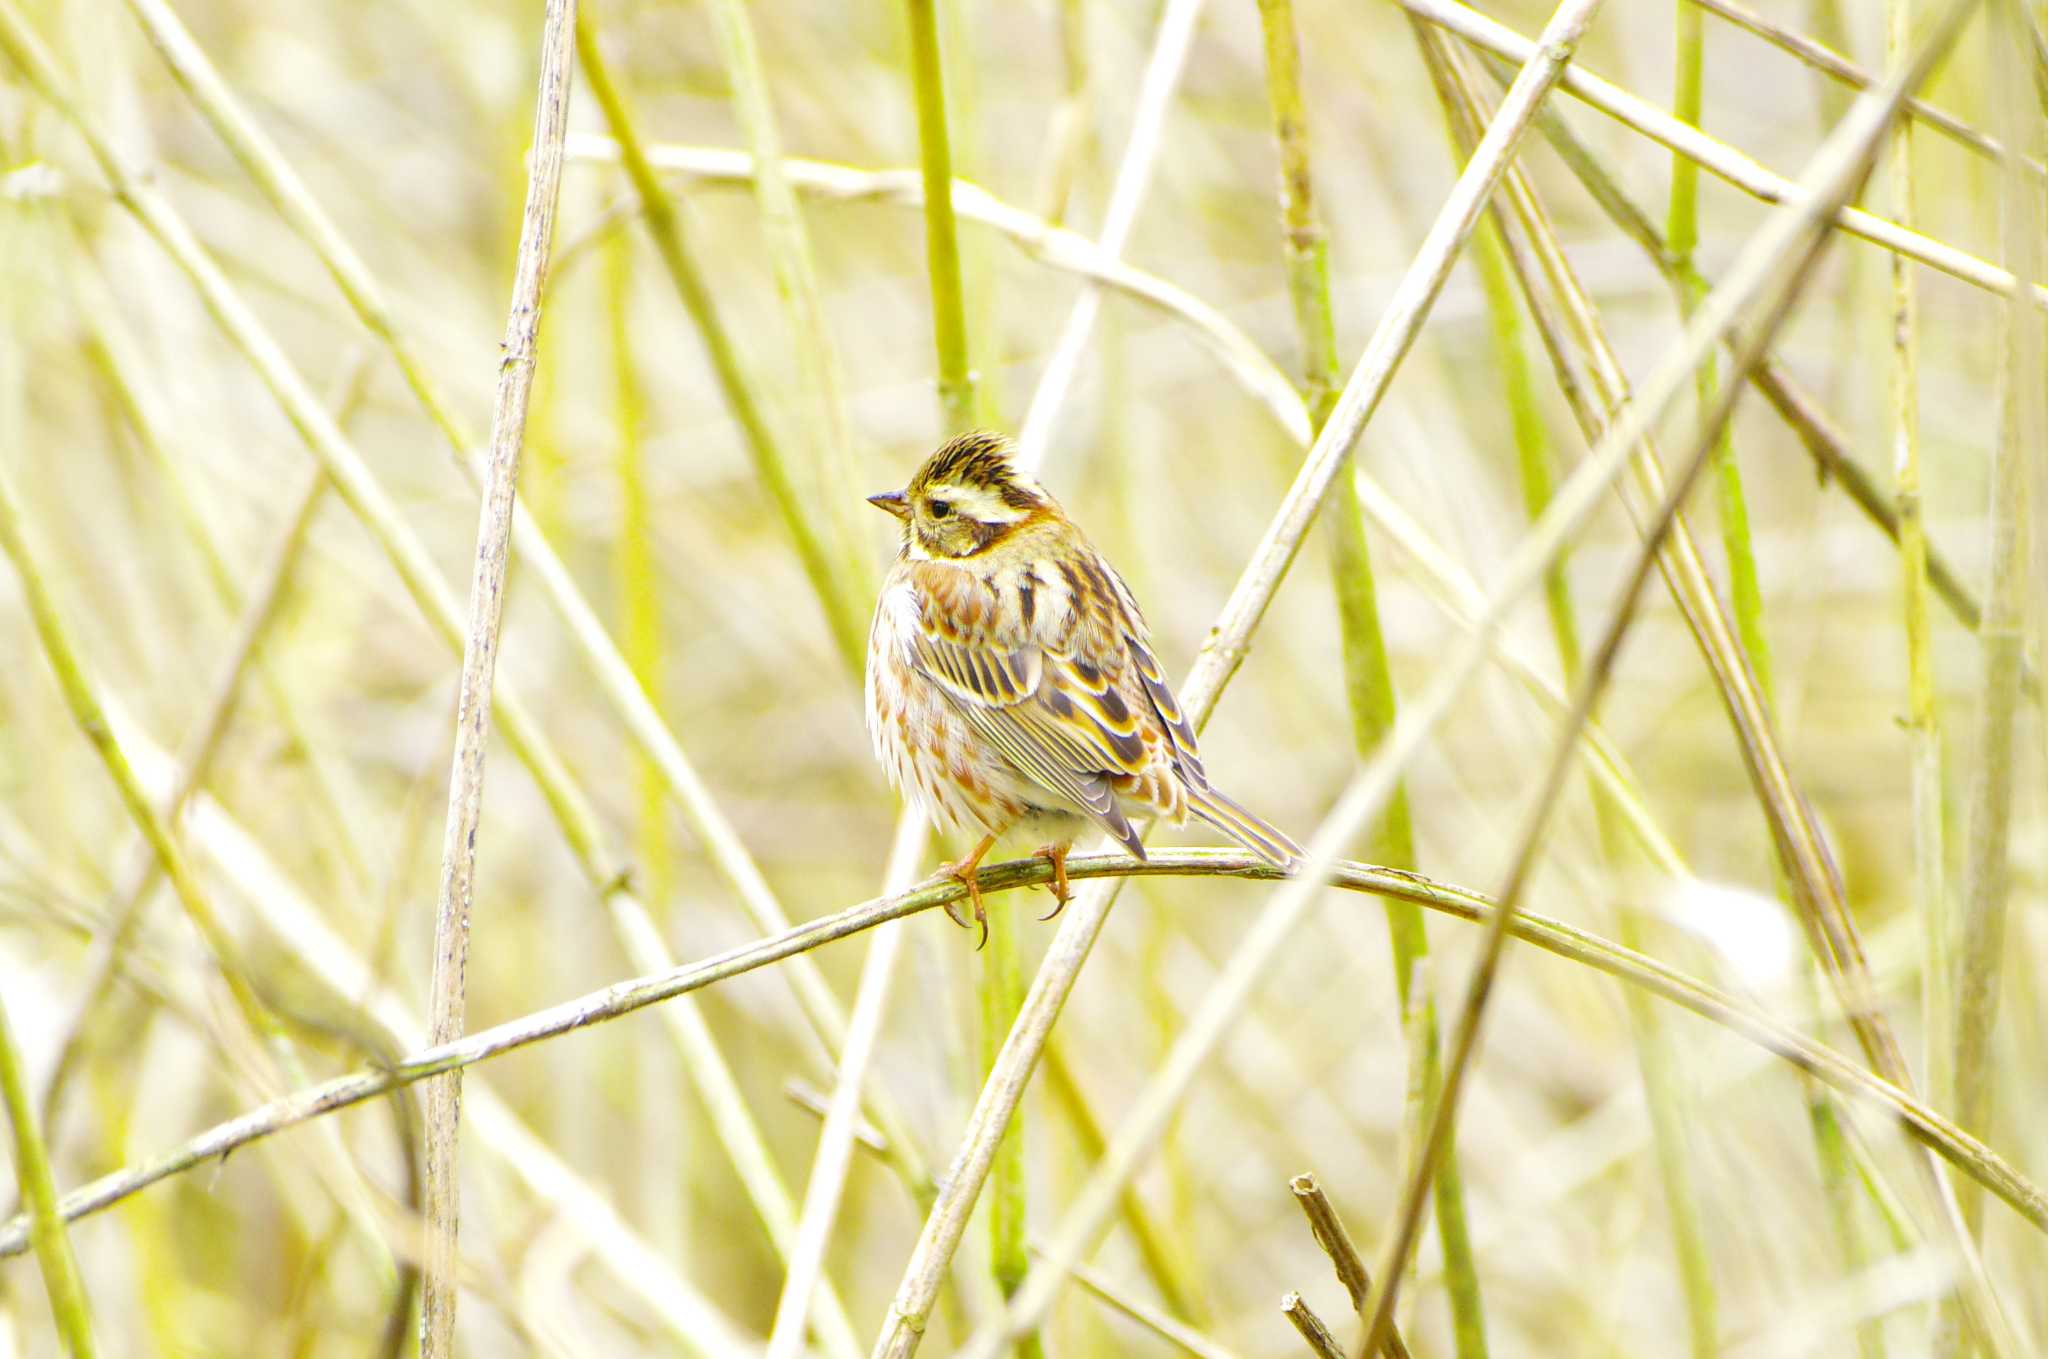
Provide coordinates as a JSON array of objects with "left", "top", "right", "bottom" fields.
[
  {"left": 1288, "top": 1175, "right": 1369, "bottom": 1314},
  {"left": 418, "top": 3, "right": 575, "bottom": 1349},
  {"left": 1283, "top": 1293, "right": 1346, "bottom": 1359},
  {"left": 5, "top": 849, "right": 2046, "bottom": 1261},
  {"left": 1289, "top": 1174, "right": 1414, "bottom": 1359}
]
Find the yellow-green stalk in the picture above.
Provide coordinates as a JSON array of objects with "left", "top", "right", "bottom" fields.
[
  {"left": 0, "top": 990, "right": 98, "bottom": 1358},
  {"left": 1255, "top": 2, "right": 1488, "bottom": 1352}
]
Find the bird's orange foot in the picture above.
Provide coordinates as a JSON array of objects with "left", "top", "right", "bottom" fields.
[
  {"left": 1036, "top": 843, "right": 1074, "bottom": 920},
  {"left": 939, "top": 833, "right": 998, "bottom": 949}
]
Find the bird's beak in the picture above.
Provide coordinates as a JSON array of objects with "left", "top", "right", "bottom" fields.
[{"left": 866, "top": 489, "right": 910, "bottom": 521}]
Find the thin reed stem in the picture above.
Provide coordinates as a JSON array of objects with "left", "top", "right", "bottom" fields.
[
  {"left": 1954, "top": 0, "right": 2044, "bottom": 1244},
  {"left": 767, "top": 820, "right": 928, "bottom": 1359},
  {"left": 1886, "top": 0, "right": 1950, "bottom": 1288},
  {"left": 418, "top": 2, "right": 575, "bottom": 1348},
  {"left": 1362, "top": 12, "right": 2008, "bottom": 1349},
  {"left": 1670, "top": 1, "right": 1772, "bottom": 700},
  {"left": 0, "top": 426, "right": 273, "bottom": 1046},
  {"left": 607, "top": 225, "right": 672, "bottom": 920},
  {"left": 567, "top": 136, "right": 1314, "bottom": 446},
  {"left": 1033, "top": 1247, "right": 1239, "bottom": 1359},
  {"left": 14, "top": 0, "right": 943, "bottom": 1265},
  {"left": 1015, "top": 0, "right": 1205, "bottom": 468},
  {"left": 1490, "top": 69, "right": 2008, "bottom": 677},
  {"left": 1040, "top": 1040, "right": 1204, "bottom": 1320},
  {"left": 111, "top": 0, "right": 937, "bottom": 1210}
]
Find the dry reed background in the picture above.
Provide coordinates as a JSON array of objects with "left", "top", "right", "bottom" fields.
[{"left": 0, "top": 0, "right": 2044, "bottom": 1355}]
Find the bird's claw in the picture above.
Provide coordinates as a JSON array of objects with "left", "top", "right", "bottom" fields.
[
  {"left": 939, "top": 834, "right": 996, "bottom": 949},
  {"left": 1036, "top": 844, "right": 1073, "bottom": 921}
]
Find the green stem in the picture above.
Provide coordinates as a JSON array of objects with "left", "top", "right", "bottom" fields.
[
  {"left": 575, "top": 4, "right": 868, "bottom": 673},
  {"left": 607, "top": 228, "right": 673, "bottom": 918},
  {"left": 0, "top": 989, "right": 97, "bottom": 1357},
  {"left": 1255, "top": 3, "right": 1487, "bottom": 1352},
  {"left": 1669, "top": 4, "right": 1772, "bottom": 699},
  {"left": 0, "top": 871, "right": 96, "bottom": 1358},
  {"left": 905, "top": 0, "right": 976, "bottom": 434}
]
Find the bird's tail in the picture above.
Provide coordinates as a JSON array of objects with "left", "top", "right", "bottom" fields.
[{"left": 1186, "top": 785, "right": 1304, "bottom": 872}]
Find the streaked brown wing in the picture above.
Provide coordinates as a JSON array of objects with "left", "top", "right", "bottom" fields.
[
  {"left": 905, "top": 565, "right": 1151, "bottom": 852},
  {"left": 1124, "top": 632, "right": 1206, "bottom": 787}
]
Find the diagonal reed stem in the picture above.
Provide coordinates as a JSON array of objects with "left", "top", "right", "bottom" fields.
[
  {"left": 1395, "top": 0, "right": 2048, "bottom": 313},
  {"left": 1411, "top": 25, "right": 1718, "bottom": 1356}
]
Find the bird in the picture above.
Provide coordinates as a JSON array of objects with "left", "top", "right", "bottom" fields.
[{"left": 864, "top": 430, "right": 1304, "bottom": 945}]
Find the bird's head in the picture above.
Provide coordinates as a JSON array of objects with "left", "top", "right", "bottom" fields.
[{"left": 867, "top": 431, "right": 1057, "bottom": 559}]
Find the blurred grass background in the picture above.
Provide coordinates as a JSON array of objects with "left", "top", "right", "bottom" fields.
[{"left": 1, "top": 0, "right": 2044, "bottom": 1354}]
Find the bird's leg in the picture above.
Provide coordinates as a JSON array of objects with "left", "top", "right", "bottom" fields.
[
  {"left": 1036, "top": 842, "right": 1074, "bottom": 920},
  {"left": 939, "top": 832, "right": 998, "bottom": 948}
]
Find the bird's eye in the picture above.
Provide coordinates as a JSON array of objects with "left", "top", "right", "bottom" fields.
[{"left": 928, "top": 499, "right": 952, "bottom": 519}]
